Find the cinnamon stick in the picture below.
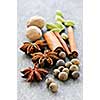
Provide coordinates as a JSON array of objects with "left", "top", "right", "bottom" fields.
[
  {"left": 67, "top": 26, "right": 78, "bottom": 58},
  {"left": 43, "top": 31, "right": 64, "bottom": 52},
  {"left": 54, "top": 32, "right": 72, "bottom": 58}
]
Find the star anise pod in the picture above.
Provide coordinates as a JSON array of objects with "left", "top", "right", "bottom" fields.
[
  {"left": 31, "top": 50, "right": 59, "bottom": 67},
  {"left": 20, "top": 40, "right": 47, "bottom": 55},
  {"left": 20, "top": 63, "right": 48, "bottom": 82}
]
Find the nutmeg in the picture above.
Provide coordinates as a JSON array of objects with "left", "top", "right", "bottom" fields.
[
  {"left": 27, "top": 16, "right": 45, "bottom": 28},
  {"left": 26, "top": 26, "right": 42, "bottom": 41}
]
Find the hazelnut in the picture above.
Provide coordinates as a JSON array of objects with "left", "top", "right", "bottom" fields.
[
  {"left": 72, "top": 71, "right": 80, "bottom": 79},
  {"left": 56, "top": 59, "right": 65, "bottom": 67},
  {"left": 65, "top": 61, "right": 72, "bottom": 68},
  {"left": 62, "top": 68, "right": 69, "bottom": 74},
  {"left": 58, "top": 72, "right": 68, "bottom": 81},
  {"left": 27, "top": 16, "right": 45, "bottom": 28},
  {"left": 26, "top": 26, "right": 42, "bottom": 41},
  {"left": 49, "top": 82, "right": 58, "bottom": 93},
  {"left": 69, "top": 65, "right": 79, "bottom": 72},
  {"left": 71, "top": 58, "right": 80, "bottom": 66},
  {"left": 59, "top": 51, "right": 66, "bottom": 59},
  {"left": 53, "top": 69, "right": 60, "bottom": 77},
  {"left": 45, "top": 77, "right": 54, "bottom": 86},
  {"left": 58, "top": 66, "right": 65, "bottom": 71}
]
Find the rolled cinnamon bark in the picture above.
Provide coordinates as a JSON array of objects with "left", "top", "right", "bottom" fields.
[
  {"left": 67, "top": 26, "right": 78, "bottom": 58},
  {"left": 54, "top": 32, "right": 72, "bottom": 58},
  {"left": 43, "top": 31, "right": 64, "bottom": 52}
]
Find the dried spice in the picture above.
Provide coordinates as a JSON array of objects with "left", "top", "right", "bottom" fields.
[
  {"left": 20, "top": 63, "right": 48, "bottom": 82},
  {"left": 31, "top": 50, "right": 59, "bottom": 67},
  {"left": 20, "top": 40, "right": 47, "bottom": 55}
]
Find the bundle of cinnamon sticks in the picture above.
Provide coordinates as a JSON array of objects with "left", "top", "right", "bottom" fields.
[{"left": 43, "top": 26, "right": 78, "bottom": 59}]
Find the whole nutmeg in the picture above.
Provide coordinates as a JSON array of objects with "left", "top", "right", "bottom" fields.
[
  {"left": 62, "top": 68, "right": 69, "bottom": 74},
  {"left": 49, "top": 82, "right": 58, "bottom": 93},
  {"left": 58, "top": 66, "right": 65, "bottom": 71},
  {"left": 27, "top": 16, "right": 45, "bottom": 28},
  {"left": 71, "top": 58, "right": 80, "bottom": 66},
  {"left": 69, "top": 65, "right": 79, "bottom": 72},
  {"left": 58, "top": 72, "right": 68, "bottom": 81},
  {"left": 65, "top": 61, "right": 72, "bottom": 68},
  {"left": 59, "top": 51, "right": 66, "bottom": 59},
  {"left": 56, "top": 59, "right": 65, "bottom": 67},
  {"left": 45, "top": 77, "right": 55, "bottom": 86},
  {"left": 72, "top": 71, "right": 80, "bottom": 79},
  {"left": 26, "top": 26, "right": 42, "bottom": 41},
  {"left": 53, "top": 69, "right": 60, "bottom": 77}
]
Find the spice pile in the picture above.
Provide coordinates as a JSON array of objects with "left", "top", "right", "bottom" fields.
[{"left": 19, "top": 10, "right": 80, "bottom": 93}]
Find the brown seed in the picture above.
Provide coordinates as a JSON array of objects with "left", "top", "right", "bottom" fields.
[
  {"left": 72, "top": 71, "right": 80, "bottom": 79},
  {"left": 65, "top": 61, "right": 72, "bottom": 68},
  {"left": 58, "top": 72, "right": 68, "bottom": 81},
  {"left": 58, "top": 66, "right": 65, "bottom": 71},
  {"left": 53, "top": 69, "right": 60, "bottom": 77},
  {"left": 45, "top": 77, "right": 55, "bottom": 86},
  {"left": 71, "top": 58, "right": 80, "bottom": 66},
  {"left": 69, "top": 65, "right": 79, "bottom": 72},
  {"left": 49, "top": 82, "right": 58, "bottom": 93},
  {"left": 59, "top": 51, "right": 66, "bottom": 59},
  {"left": 62, "top": 68, "right": 69, "bottom": 74}
]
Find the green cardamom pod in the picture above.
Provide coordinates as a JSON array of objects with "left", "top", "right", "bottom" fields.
[
  {"left": 64, "top": 20, "right": 75, "bottom": 27},
  {"left": 56, "top": 10, "right": 64, "bottom": 18}
]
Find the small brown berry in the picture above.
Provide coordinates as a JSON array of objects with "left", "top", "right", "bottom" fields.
[
  {"left": 53, "top": 69, "right": 60, "bottom": 77},
  {"left": 65, "top": 61, "right": 72, "bottom": 68},
  {"left": 71, "top": 58, "right": 80, "bottom": 66},
  {"left": 58, "top": 72, "right": 68, "bottom": 81},
  {"left": 72, "top": 71, "right": 80, "bottom": 79},
  {"left": 58, "top": 66, "right": 65, "bottom": 71},
  {"left": 69, "top": 65, "right": 79, "bottom": 72},
  {"left": 62, "top": 68, "right": 69, "bottom": 74},
  {"left": 59, "top": 51, "right": 66, "bottom": 59},
  {"left": 49, "top": 82, "right": 58, "bottom": 93},
  {"left": 45, "top": 77, "right": 54, "bottom": 86}
]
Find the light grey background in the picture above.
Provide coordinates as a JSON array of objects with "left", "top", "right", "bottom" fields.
[{"left": 17, "top": 0, "right": 83, "bottom": 100}]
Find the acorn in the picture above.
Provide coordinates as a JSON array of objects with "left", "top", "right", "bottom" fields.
[
  {"left": 69, "top": 65, "right": 79, "bottom": 72},
  {"left": 49, "top": 82, "right": 58, "bottom": 93},
  {"left": 58, "top": 66, "right": 65, "bottom": 71},
  {"left": 62, "top": 68, "right": 69, "bottom": 74},
  {"left": 72, "top": 71, "right": 80, "bottom": 79},
  {"left": 71, "top": 58, "right": 80, "bottom": 66},
  {"left": 59, "top": 51, "right": 66, "bottom": 59},
  {"left": 56, "top": 59, "right": 65, "bottom": 67},
  {"left": 65, "top": 61, "right": 72, "bottom": 68},
  {"left": 45, "top": 77, "right": 55, "bottom": 86},
  {"left": 58, "top": 72, "right": 68, "bottom": 81},
  {"left": 53, "top": 69, "right": 60, "bottom": 77}
]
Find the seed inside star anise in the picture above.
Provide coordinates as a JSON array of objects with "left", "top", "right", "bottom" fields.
[{"left": 20, "top": 63, "right": 48, "bottom": 82}]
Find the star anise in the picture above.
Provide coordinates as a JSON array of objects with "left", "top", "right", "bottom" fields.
[
  {"left": 20, "top": 63, "right": 48, "bottom": 82},
  {"left": 31, "top": 50, "right": 59, "bottom": 67},
  {"left": 20, "top": 40, "right": 47, "bottom": 55}
]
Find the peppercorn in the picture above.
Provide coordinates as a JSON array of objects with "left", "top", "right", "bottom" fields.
[
  {"left": 49, "top": 82, "right": 58, "bottom": 93},
  {"left": 56, "top": 59, "right": 65, "bottom": 67},
  {"left": 45, "top": 77, "right": 55, "bottom": 86},
  {"left": 72, "top": 71, "right": 80, "bottom": 79},
  {"left": 53, "top": 69, "right": 60, "bottom": 77},
  {"left": 58, "top": 66, "right": 65, "bottom": 71},
  {"left": 65, "top": 61, "right": 72, "bottom": 68},
  {"left": 58, "top": 72, "right": 68, "bottom": 81},
  {"left": 62, "top": 68, "right": 69, "bottom": 74},
  {"left": 71, "top": 58, "right": 80, "bottom": 66},
  {"left": 59, "top": 51, "right": 66, "bottom": 59},
  {"left": 69, "top": 65, "right": 79, "bottom": 72}
]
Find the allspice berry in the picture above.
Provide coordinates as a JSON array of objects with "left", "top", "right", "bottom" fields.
[
  {"left": 58, "top": 72, "right": 68, "bottom": 81},
  {"left": 56, "top": 59, "right": 65, "bottom": 67},
  {"left": 26, "top": 26, "right": 42, "bottom": 41},
  {"left": 71, "top": 58, "right": 80, "bottom": 66},
  {"left": 65, "top": 61, "right": 72, "bottom": 68},
  {"left": 62, "top": 68, "right": 69, "bottom": 74},
  {"left": 49, "top": 82, "right": 58, "bottom": 93},
  {"left": 72, "top": 71, "right": 80, "bottom": 79},
  {"left": 69, "top": 65, "right": 79, "bottom": 72},
  {"left": 58, "top": 66, "right": 65, "bottom": 71},
  {"left": 59, "top": 51, "right": 66, "bottom": 59},
  {"left": 45, "top": 77, "right": 55, "bottom": 86},
  {"left": 27, "top": 16, "right": 45, "bottom": 28},
  {"left": 53, "top": 69, "right": 60, "bottom": 77}
]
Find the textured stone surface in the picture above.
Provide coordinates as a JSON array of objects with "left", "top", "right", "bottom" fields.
[{"left": 17, "top": 0, "right": 83, "bottom": 100}]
